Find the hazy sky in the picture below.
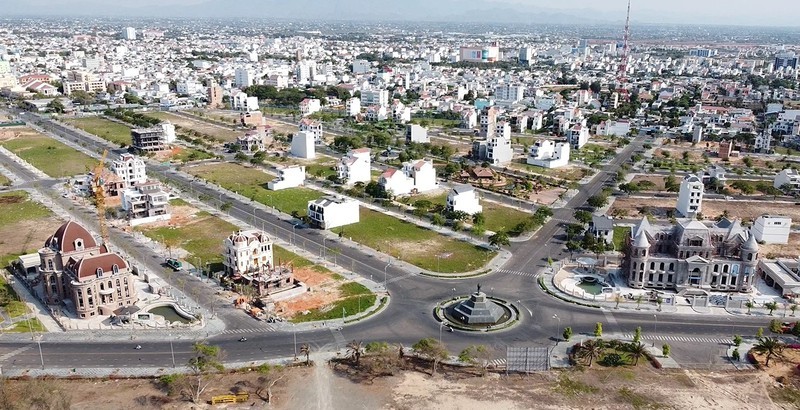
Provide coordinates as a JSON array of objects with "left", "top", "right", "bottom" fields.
[{"left": 6, "top": 0, "right": 800, "bottom": 26}]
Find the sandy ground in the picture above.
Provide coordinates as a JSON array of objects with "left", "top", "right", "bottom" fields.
[
  {"left": 611, "top": 197, "right": 800, "bottom": 223},
  {"left": 15, "top": 358, "right": 788, "bottom": 410}
]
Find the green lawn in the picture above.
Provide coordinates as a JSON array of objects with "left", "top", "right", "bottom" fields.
[
  {"left": 138, "top": 211, "right": 238, "bottom": 272},
  {"left": 189, "top": 163, "right": 323, "bottom": 216},
  {"left": 4, "top": 300, "right": 28, "bottom": 318},
  {"left": 291, "top": 283, "right": 375, "bottom": 323},
  {"left": 0, "top": 173, "right": 10, "bottom": 186},
  {"left": 0, "top": 275, "right": 22, "bottom": 318},
  {"left": 173, "top": 148, "right": 215, "bottom": 163},
  {"left": 305, "top": 163, "right": 337, "bottom": 179},
  {"left": 1, "top": 131, "right": 97, "bottom": 177},
  {"left": 613, "top": 226, "right": 631, "bottom": 251},
  {"left": 6, "top": 318, "right": 45, "bottom": 333},
  {"left": 66, "top": 117, "right": 132, "bottom": 146},
  {"left": 0, "top": 191, "right": 52, "bottom": 227},
  {"left": 482, "top": 202, "right": 532, "bottom": 233},
  {"left": 273, "top": 245, "right": 331, "bottom": 273},
  {"left": 334, "top": 208, "right": 495, "bottom": 273}
]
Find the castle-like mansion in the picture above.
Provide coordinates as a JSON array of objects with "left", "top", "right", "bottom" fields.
[
  {"left": 626, "top": 217, "right": 759, "bottom": 293},
  {"left": 38, "top": 221, "right": 138, "bottom": 318}
]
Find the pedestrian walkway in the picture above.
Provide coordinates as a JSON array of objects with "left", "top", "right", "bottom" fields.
[
  {"left": 619, "top": 333, "right": 729, "bottom": 345},
  {"left": 494, "top": 269, "right": 538, "bottom": 278},
  {"left": 220, "top": 326, "right": 278, "bottom": 334}
]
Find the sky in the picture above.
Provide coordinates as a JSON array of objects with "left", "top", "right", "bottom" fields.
[{"left": 5, "top": 0, "right": 800, "bottom": 26}]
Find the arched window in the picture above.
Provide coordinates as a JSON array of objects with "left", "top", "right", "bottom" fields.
[
  {"left": 668, "top": 263, "right": 674, "bottom": 271},
  {"left": 659, "top": 262, "right": 665, "bottom": 271},
  {"left": 75, "top": 239, "right": 84, "bottom": 251},
  {"left": 713, "top": 265, "right": 719, "bottom": 273},
  {"left": 649, "top": 262, "right": 655, "bottom": 270},
  {"left": 112, "top": 264, "right": 119, "bottom": 274},
  {"left": 747, "top": 253, "right": 753, "bottom": 261},
  {"left": 96, "top": 268, "right": 103, "bottom": 277},
  {"left": 99, "top": 283, "right": 104, "bottom": 291},
  {"left": 723, "top": 265, "right": 729, "bottom": 274}
]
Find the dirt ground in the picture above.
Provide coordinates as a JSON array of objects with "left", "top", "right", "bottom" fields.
[
  {"left": 273, "top": 267, "right": 343, "bottom": 317},
  {"left": 611, "top": 197, "right": 800, "bottom": 224},
  {"left": 7, "top": 358, "right": 789, "bottom": 409},
  {"left": 0, "top": 194, "right": 62, "bottom": 258}
]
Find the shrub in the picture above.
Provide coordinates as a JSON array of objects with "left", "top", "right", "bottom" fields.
[
  {"left": 600, "top": 353, "right": 627, "bottom": 367},
  {"left": 769, "top": 319, "right": 782, "bottom": 334},
  {"left": 732, "top": 348, "right": 741, "bottom": 361},
  {"left": 662, "top": 344, "right": 670, "bottom": 357},
  {"left": 563, "top": 327, "right": 573, "bottom": 341},
  {"left": 594, "top": 322, "right": 603, "bottom": 337}
]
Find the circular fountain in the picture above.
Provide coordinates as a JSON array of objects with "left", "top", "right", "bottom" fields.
[{"left": 436, "top": 284, "right": 520, "bottom": 332}]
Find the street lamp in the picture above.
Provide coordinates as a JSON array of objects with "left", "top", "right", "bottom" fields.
[
  {"left": 292, "top": 224, "right": 297, "bottom": 245},
  {"left": 439, "top": 321, "right": 445, "bottom": 344},
  {"left": 169, "top": 334, "right": 176, "bottom": 368},
  {"left": 383, "top": 261, "right": 391, "bottom": 288},
  {"left": 293, "top": 324, "right": 297, "bottom": 360},
  {"left": 35, "top": 335, "right": 44, "bottom": 370},
  {"left": 552, "top": 314, "right": 561, "bottom": 342},
  {"left": 653, "top": 314, "right": 658, "bottom": 346}
]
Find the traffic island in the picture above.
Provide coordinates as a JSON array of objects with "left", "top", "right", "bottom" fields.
[{"left": 433, "top": 285, "right": 520, "bottom": 332}]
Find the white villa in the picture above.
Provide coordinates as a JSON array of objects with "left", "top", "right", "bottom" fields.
[
  {"left": 222, "top": 229, "right": 274, "bottom": 276},
  {"left": 446, "top": 184, "right": 482, "bottom": 215},
  {"left": 290, "top": 131, "right": 316, "bottom": 159},
  {"left": 307, "top": 196, "right": 360, "bottom": 230},
  {"left": 378, "top": 158, "right": 438, "bottom": 196},
  {"left": 298, "top": 118, "right": 323, "bottom": 144},
  {"left": 112, "top": 153, "right": 146, "bottom": 187},
  {"left": 527, "top": 140, "right": 570, "bottom": 168},
  {"left": 267, "top": 165, "right": 306, "bottom": 191},
  {"left": 299, "top": 98, "right": 321, "bottom": 116},
  {"left": 337, "top": 148, "right": 371, "bottom": 185}
]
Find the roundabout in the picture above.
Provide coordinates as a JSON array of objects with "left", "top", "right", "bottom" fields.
[{"left": 434, "top": 284, "right": 520, "bottom": 332}]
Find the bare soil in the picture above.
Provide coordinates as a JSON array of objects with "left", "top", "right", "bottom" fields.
[
  {"left": 611, "top": 197, "right": 800, "bottom": 224},
  {"left": 0, "top": 358, "right": 787, "bottom": 409}
]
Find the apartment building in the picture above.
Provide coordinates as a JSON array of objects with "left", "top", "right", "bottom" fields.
[
  {"left": 676, "top": 174, "right": 704, "bottom": 218},
  {"left": 446, "top": 184, "right": 482, "bottom": 215},
  {"left": 131, "top": 123, "right": 176, "bottom": 152},
  {"left": 308, "top": 196, "right": 360, "bottom": 230},
  {"left": 120, "top": 181, "right": 171, "bottom": 226},
  {"left": 111, "top": 153, "right": 147, "bottom": 187},
  {"left": 406, "top": 124, "right": 429, "bottom": 143},
  {"left": 337, "top": 148, "right": 371, "bottom": 185},
  {"left": 298, "top": 118, "right": 323, "bottom": 143}
]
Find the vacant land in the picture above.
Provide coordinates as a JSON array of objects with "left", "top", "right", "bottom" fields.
[
  {"left": 138, "top": 208, "right": 237, "bottom": 272},
  {"left": 187, "top": 162, "right": 323, "bottom": 216},
  {"left": 65, "top": 117, "right": 132, "bottom": 146},
  {"left": 482, "top": 202, "right": 531, "bottom": 233},
  {"left": 147, "top": 111, "right": 240, "bottom": 142},
  {"left": 0, "top": 128, "right": 97, "bottom": 177},
  {"left": 0, "top": 173, "right": 10, "bottom": 186},
  {"left": 610, "top": 197, "right": 800, "bottom": 223},
  {"left": 288, "top": 282, "right": 377, "bottom": 323},
  {"left": 0, "top": 191, "right": 62, "bottom": 267},
  {"left": 334, "top": 208, "right": 495, "bottom": 273}
]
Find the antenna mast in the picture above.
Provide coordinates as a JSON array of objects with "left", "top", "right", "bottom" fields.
[{"left": 617, "top": 0, "right": 632, "bottom": 98}]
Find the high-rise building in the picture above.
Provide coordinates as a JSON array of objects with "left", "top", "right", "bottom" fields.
[
  {"left": 235, "top": 68, "right": 254, "bottom": 88},
  {"left": 121, "top": 27, "right": 136, "bottom": 40},
  {"left": 775, "top": 52, "right": 798, "bottom": 70},
  {"left": 676, "top": 174, "right": 704, "bottom": 217},
  {"left": 207, "top": 81, "right": 223, "bottom": 109}
]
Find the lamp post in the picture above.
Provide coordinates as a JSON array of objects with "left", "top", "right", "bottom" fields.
[
  {"left": 293, "top": 324, "right": 297, "bottom": 360},
  {"left": 342, "top": 307, "right": 346, "bottom": 323},
  {"left": 169, "top": 334, "right": 175, "bottom": 368},
  {"left": 384, "top": 261, "right": 391, "bottom": 288},
  {"left": 322, "top": 236, "right": 328, "bottom": 259},
  {"left": 292, "top": 224, "right": 297, "bottom": 245},
  {"left": 35, "top": 335, "right": 44, "bottom": 370},
  {"left": 439, "top": 321, "right": 445, "bottom": 344},
  {"left": 653, "top": 314, "right": 658, "bottom": 346},
  {"left": 552, "top": 314, "right": 561, "bottom": 342}
]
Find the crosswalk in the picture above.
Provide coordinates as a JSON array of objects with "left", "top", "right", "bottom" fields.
[
  {"left": 620, "top": 334, "right": 729, "bottom": 344},
  {"left": 221, "top": 326, "right": 277, "bottom": 334},
  {"left": 494, "top": 269, "right": 537, "bottom": 278}
]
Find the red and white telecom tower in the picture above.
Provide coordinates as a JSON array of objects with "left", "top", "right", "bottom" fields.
[{"left": 617, "top": 0, "right": 632, "bottom": 98}]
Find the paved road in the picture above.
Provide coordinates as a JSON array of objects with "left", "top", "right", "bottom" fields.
[{"left": 0, "top": 112, "right": 775, "bottom": 372}]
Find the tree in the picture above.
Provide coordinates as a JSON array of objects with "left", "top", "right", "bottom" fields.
[
  {"left": 626, "top": 341, "right": 648, "bottom": 365},
  {"left": 472, "top": 212, "right": 486, "bottom": 226},
  {"left": 184, "top": 342, "right": 224, "bottom": 403},
  {"left": 733, "top": 335, "right": 743, "bottom": 346},
  {"left": 764, "top": 301, "right": 778, "bottom": 316},
  {"left": 300, "top": 343, "right": 311, "bottom": 365},
  {"left": 752, "top": 337, "right": 784, "bottom": 366},
  {"left": 587, "top": 193, "right": 609, "bottom": 209},
  {"left": 412, "top": 338, "right": 449, "bottom": 375},
  {"left": 46, "top": 98, "right": 65, "bottom": 113},
  {"left": 430, "top": 213, "right": 446, "bottom": 226},
  {"left": 732, "top": 348, "right": 741, "bottom": 361},
  {"left": 594, "top": 322, "right": 603, "bottom": 337},
  {"left": 791, "top": 304, "right": 798, "bottom": 317},
  {"left": 458, "top": 344, "right": 493, "bottom": 374},
  {"left": 574, "top": 210, "right": 593, "bottom": 225},
  {"left": 633, "top": 326, "right": 642, "bottom": 343},
  {"left": 70, "top": 90, "right": 94, "bottom": 106},
  {"left": 346, "top": 340, "right": 364, "bottom": 365},
  {"left": 255, "top": 371, "right": 286, "bottom": 404},
  {"left": 756, "top": 327, "right": 764, "bottom": 338},
  {"left": 635, "top": 295, "right": 643, "bottom": 310},
  {"left": 488, "top": 231, "right": 510, "bottom": 248},
  {"left": 662, "top": 344, "right": 671, "bottom": 357},
  {"left": 471, "top": 224, "right": 486, "bottom": 237},
  {"left": 745, "top": 301, "right": 754, "bottom": 314},
  {"left": 576, "top": 339, "right": 604, "bottom": 367},
  {"left": 563, "top": 327, "right": 573, "bottom": 341}
]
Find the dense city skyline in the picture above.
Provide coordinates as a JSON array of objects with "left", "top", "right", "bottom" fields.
[{"left": 4, "top": 0, "right": 800, "bottom": 27}]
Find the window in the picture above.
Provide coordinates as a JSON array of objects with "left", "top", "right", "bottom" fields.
[
  {"left": 659, "top": 262, "right": 665, "bottom": 271},
  {"left": 714, "top": 265, "right": 719, "bottom": 273},
  {"left": 668, "top": 263, "right": 674, "bottom": 271},
  {"left": 47, "top": 260, "right": 54, "bottom": 270},
  {"left": 723, "top": 265, "right": 729, "bottom": 274},
  {"left": 112, "top": 264, "right": 119, "bottom": 274},
  {"left": 650, "top": 262, "right": 655, "bottom": 270},
  {"left": 96, "top": 268, "right": 103, "bottom": 278}
]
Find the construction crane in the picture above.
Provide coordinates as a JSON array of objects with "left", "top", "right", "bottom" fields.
[
  {"left": 617, "top": 0, "right": 632, "bottom": 99},
  {"left": 92, "top": 149, "right": 109, "bottom": 244}
]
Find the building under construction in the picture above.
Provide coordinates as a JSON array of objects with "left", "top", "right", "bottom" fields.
[{"left": 131, "top": 123, "right": 176, "bottom": 153}]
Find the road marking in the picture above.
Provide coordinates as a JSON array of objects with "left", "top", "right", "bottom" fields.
[
  {"left": 603, "top": 310, "right": 621, "bottom": 333},
  {"left": 0, "top": 345, "right": 33, "bottom": 363},
  {"left": 221, "top": 326, "right": 277, "bottom": 334},
  {"left": 385, "top": 272, "right": 417, "bottom": 284},
  {"left": 619, "top": 334, "right": 729, "bottom": 344},
  {"left": 494, "top": 269, "right": 537, "bottom": 278},
  {"left": 330, "top": 327, "right": 347, "bottom": 347}
]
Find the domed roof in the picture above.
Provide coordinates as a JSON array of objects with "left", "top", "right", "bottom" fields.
[
  {"left": 633, "top": 231, "right": 650, "bottom": 248},
  {"left": 72, "top": 253, "right": 128, "bottom": 279},
  {"left": 45, "top": 221, "right": 97, "bottom": 253},
  {"left": 742, "top": 232, "right": 759, "bottom": 252}
]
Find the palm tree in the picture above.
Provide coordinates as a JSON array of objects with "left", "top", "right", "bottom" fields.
[
  {"left": 745, "top": 301, "right": 755, "bottom": 315},
  {"left": 299, "top": 343, "right": 310, "bottom": 366},
  {"left": 346, "top": 340, "right": 363, "bottom": 365},
  {"left": 626, "top": 342, "right": 648, "bottom": 366},
  {"left": 576, "top": 339, "right": 604, "bottom": 367},
  {"left": 752, "top": 337, "right": 784, "bottom": 367},
  {"left": 764, "top": 301, "right": 778, "bottom": 316}
]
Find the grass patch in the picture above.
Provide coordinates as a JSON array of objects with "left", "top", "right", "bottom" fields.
[
  {"left": 172, "top": 148, "right": 215, "bottom": 163},
  {"left": 613, "top": 226, "right": 631, "bottom": 251},
  {"left": 146, "top": 111, "right": 240, "bottom": 142},
  {"left": 0, "top": 173, "right": 10, "bottom": 186},
  {"left": 339, "top": 282, "right": 371, "bottom": 297},
  {"left": 66, "top": 117, "right": 131, "bottom": 146},
  {"left": 290, "top": 292, "right": 377, "bottom": 323},
  {"left": 0, "top": 192, "right": 52, "bottom": 227},
  {"left": 1, "top": 131, "right": 97, "bottom": 177},
  {"left": 770, "top": 386, "right": 800, "bottom": 407},
  {"left": 188, "top": 163, "right": 322, "bottom": 216},
  {"left": 482, "top": 202, "right": 531, "bottom": 233},
  {"left": 554, "top": 373, "right": 598, "bottom": 397},
  {"left": 168, "top": 198, "right": 189, "bottom": 206},
  {"left": 305, "top": 163, "right": 337, "bottom": 179},
  {"left": 6, "top": 318, "right": 45, "bottom": 333},
  {"left": 617, "top": 387, "right": 668, "bottom": 410},
  {"left": 273, "top": 245, "right": 330, "bottom": 273},
  {"left": 334, "top": 208, "right": 495, "bottom": 273},
  {"left": 138, "top": 212, "right": 238, "bottom": 271},
  {"left": 4, "top": 300, "right": 28, "bottom": 318}
]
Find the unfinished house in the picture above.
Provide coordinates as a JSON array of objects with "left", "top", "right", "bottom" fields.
[{"left": 120, "top": 181, "right": 171, "bottom": 226}]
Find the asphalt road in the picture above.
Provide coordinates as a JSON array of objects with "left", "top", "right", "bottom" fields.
[{"left": 0, "top": 112, "right": 775, "bottom": 371}]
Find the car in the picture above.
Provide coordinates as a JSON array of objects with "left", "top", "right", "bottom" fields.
[{"left": 165, "top": 258, "right": 183, "bottom": 271}]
